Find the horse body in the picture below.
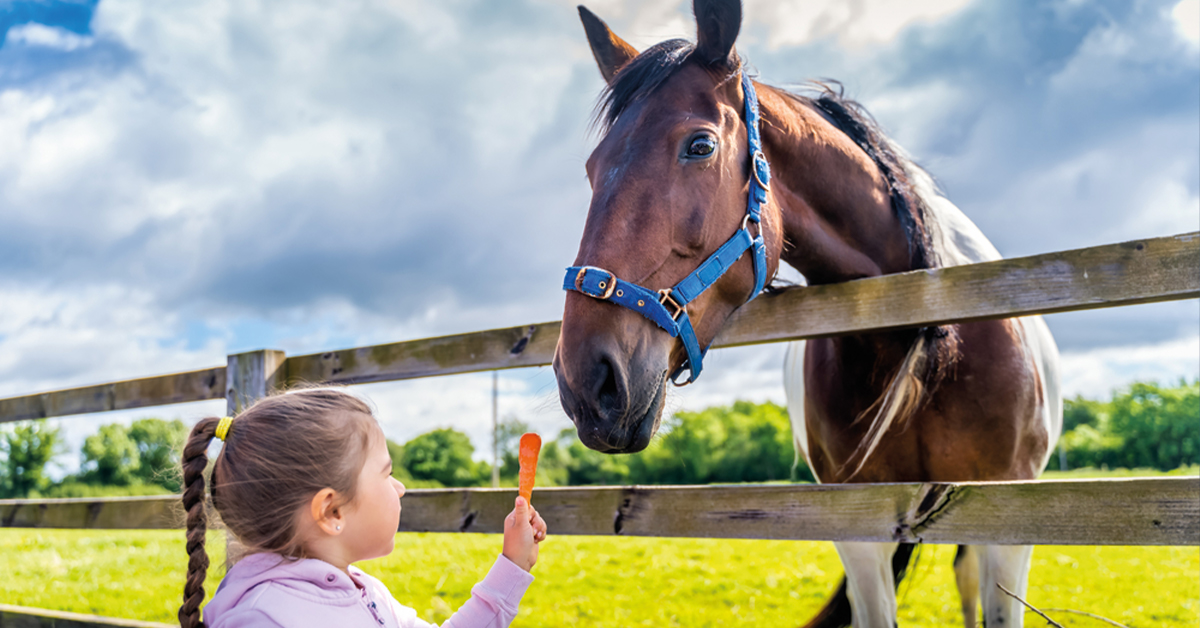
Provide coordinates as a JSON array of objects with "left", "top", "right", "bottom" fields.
[
  {"left": 782, "top": 153, "right": 1063, "bottom": 626},
  {"left": 556, "top": 2, "right": 1062, "bottom": 626}
]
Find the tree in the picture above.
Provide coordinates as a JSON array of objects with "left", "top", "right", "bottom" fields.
[
  {"left": 1059, "top": 379, "right": 1199, "bottom": 471},
  {"left": 399, "top": 428, "right": 490, "bottom": 487},
  {"left": 0, "top": 421, "right": 62, "bottom": 498},
  {"left": 1063, "top": 396, "right": 1104, "bottom": 432},
  {"left": 1107, "top": 380, "right": 1199, "bottom": 470},
  {"left": 624, "top": 401, "right": 805, "bottom": 485},
  {"left": 82, "top": 423, "right": 141, "bottom": 486},
  {"left": 128, "top": 418, "right": 187, "bottom": 491}
]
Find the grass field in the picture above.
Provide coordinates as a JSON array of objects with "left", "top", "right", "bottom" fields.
[{"left": 2, "top": 469, "right": 1196, "bottom": 627}]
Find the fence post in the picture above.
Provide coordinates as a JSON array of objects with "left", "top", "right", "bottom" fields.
[
  {"left": 226, "top": 349, "right": 287, "bottom": 415},
  {"left": 223, "top": 349, "right": 287, "bottom": 566}
]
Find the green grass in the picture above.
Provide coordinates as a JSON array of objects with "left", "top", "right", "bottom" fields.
[
  {"left": 1, "top": 466, "right": 1196, "bottom": 627},
  {"left": 1, "top": 531, "right": 1194, "bottom": 627},
  {"left": 1041, "top": 464, "right": 1199, "bottom": 480}
]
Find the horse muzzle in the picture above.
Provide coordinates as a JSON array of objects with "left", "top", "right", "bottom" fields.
[{"left": 553, "top": 335, "right": 668, "bottom": 453}]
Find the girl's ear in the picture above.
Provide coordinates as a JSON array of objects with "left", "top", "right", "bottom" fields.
[{"left": 309, "top": 488, "right": 346, "bottom": 535}]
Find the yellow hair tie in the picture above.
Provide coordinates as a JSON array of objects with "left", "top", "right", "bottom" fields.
[{"left": 215, "top": 416, "right": 234, "bottom": 442}]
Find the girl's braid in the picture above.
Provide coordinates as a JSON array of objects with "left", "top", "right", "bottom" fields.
[{"left": 179, "top": 416, "right": 219, "bottom": 628}]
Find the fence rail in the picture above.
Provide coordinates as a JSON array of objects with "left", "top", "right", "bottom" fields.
[
  {"left": 2, "top": 232, "right": 1196, "bottom": 424},
  {"left": 2, "top": 477, "right": 1196, "bottom": 546}
]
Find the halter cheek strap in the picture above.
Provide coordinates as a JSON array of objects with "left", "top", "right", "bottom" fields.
[{"left": 563, "top": 72, "right": 771, "bottom": 385}]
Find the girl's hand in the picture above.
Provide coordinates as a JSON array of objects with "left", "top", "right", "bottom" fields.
[{"left": 502, "top": 496, "right": 547, "bottom": 572}]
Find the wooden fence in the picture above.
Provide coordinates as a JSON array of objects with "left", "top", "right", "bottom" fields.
[{"left": 1, "top": 232, "right": 1198, "bottom": 627}]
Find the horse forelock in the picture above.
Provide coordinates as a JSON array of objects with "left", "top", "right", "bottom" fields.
[{"left": 595, "top": 39, "right": 744, "bottom": 135}]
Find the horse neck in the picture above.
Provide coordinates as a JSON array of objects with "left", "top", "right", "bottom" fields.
[{"left": 756, "top": 86, "right": 916, "bottom": 286}]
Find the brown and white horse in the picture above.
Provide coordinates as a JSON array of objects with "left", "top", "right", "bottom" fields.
[{"left": 553, "top": 1, "right": 1062, "bottom": 626}]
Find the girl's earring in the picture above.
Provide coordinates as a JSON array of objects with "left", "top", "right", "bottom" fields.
[{"left": 335, "top": 525, "right": 342, "bottom": 531}]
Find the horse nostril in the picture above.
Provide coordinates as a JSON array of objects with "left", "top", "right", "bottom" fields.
[{"left": 596, "top": 355, "right": 621, "bottom": 412}]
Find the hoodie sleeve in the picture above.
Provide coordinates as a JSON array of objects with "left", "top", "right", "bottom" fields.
[
  {"left": 388, "top": 555, "right": 534, "bottom": 628},
  {"left": 439, "top": 554, "right": 534, "bottom": 628}
]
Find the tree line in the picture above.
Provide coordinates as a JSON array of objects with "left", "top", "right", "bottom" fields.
[
  {"left": 1058, "top": 379, "right": 1198, "bottom": 471},
  {"left": 1, "top": 379, "right": 1195, "bottom": 498}
]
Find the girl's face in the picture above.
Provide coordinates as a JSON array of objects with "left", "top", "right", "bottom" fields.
[{"left": 341, "top": 430, "right": 405, "bottom": 562}]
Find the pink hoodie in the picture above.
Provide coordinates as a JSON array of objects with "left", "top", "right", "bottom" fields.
[{"left": 202, "top": 553, "right": 534, "bottom": 628}]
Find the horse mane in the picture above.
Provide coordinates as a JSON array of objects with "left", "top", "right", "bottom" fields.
[
  {"left": 795, "top": 82, "right": 939, "bottom": 270},
  {"left": 784, "top": 82, "right": 962, "bottom": 479}
]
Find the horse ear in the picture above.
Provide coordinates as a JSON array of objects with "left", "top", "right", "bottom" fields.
[
  {"left": 693, "top": 0, "right": 741, "bottom": 68},
  {"left": 579, "top": 5, "right": 639, "bottom": 85}
]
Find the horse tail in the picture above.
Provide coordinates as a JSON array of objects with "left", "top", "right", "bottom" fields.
[
  {"left": 799, "top": 543, "right": 918, "bottom": 628},
  {"left": 840, "top": 334, "right": 930, "bottom": 480}
]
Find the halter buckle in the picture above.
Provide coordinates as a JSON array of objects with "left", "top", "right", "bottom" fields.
[
  {"left": 658, "top": 289, "right": 685, "bottom": 321},
  {"left": 752, "top": 150, "right": 771, "bottom": 191},
  {"left": 575, "top": 266, "right": 617, "bottom": 300}
]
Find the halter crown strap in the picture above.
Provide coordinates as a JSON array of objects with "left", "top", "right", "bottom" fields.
[{"left": 563, "top": 71, "right": 771, "bottom": 385}]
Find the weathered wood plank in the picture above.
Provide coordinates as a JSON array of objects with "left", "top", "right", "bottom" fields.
[
  {"left": 283, "top": 323, "right": 559, "bottom": 386},
  {"left": 3, "top": 478, "right": 1194, "bottom": 546},
  {"left": 282, "top": 232, "right": 1200, "bottom": 386},
  {"left": 0, "top": 368, "right": 225, "bottom": 424},
  {"left": 717, "top": 231, "right": 1200, "bottom": 346},
  {"left": 0, "top": 495, "right": 186, "bottom": 529},
  {"left": 2, "top": 233, "right": 1196, "bottom": 421},
  {"left": 0, "top": 604, "right": 172, "bottom": 628}
]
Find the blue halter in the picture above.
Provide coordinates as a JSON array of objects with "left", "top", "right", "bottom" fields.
[{"left": 563, "top": 72, "right": 771, "bottom": 385}]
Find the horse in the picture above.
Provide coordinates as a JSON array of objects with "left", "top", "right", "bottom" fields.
[{"left": 551, "top": 1, "right": 1063, "bottom": 626}]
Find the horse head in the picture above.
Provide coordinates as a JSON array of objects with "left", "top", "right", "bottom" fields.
[{"left": 554, "top": 0, "right": 782, "bottom": 453}]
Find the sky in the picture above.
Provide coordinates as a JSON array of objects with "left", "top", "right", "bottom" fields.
[{"left": 1, "top": 0, "right": 1197, "bottom": 474}]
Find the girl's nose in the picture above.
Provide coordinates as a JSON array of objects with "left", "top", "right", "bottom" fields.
[{"left": 391, "top": 477, "right": 405, "bottom": 498}]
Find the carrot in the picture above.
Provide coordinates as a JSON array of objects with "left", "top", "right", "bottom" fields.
[{"left": 518, "top": 432, "right": 542, "bottom": 503}]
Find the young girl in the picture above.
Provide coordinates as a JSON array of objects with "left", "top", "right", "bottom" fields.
[{"left": 178, "top": 388, "right": 547, "bottom": 628}]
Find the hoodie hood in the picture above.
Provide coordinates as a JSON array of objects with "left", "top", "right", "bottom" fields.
[{"left": 203, "top": 553, "right": 369, "bottom": 624}]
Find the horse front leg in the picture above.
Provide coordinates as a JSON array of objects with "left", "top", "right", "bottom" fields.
[
  {"left": 978, "top": 544, "right": 1034, "bottom": 627},
  {"left": 954, "top": 545, "right": 980, "bottom": 627},
  {"left": 834, "top": 541, "right": 899, "bottom": 628}
]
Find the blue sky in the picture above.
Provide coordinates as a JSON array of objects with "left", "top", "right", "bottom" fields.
[{"left": 1, "top": 0, "right": 1197, "bottom": 471}]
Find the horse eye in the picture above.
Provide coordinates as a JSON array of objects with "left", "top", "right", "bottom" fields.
[{"left": 686, "top": 136, "right": 717, "bottom": 158}]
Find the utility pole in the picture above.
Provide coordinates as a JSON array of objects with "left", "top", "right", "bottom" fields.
[{"left": 491, "top": 371, "right": 499, "bottom": 487}]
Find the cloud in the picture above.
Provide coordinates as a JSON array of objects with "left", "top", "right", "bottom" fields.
[
  {"left": 1174, "top": 0, "right": 1200, "bottom": 44},
  {"left": 1059, "top": 334, "right": 1200, "bottom": 399},
  {"left": 748, "top": 0, "right": 972, "bottom": 49},
  {"left": 4, "top": 23, "right": 93, "bottom": 50}
]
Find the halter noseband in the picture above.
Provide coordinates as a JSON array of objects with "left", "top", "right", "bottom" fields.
[{"left": 563, "top": 72, "right": 771, "bottom": 385}]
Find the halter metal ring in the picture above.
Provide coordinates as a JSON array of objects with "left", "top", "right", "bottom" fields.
[
  {"left": 741, "top": 213, "right": 762, "bottom": 239},
  {"left": 575, "top": 266, "right": 617, "bottom": 300}
]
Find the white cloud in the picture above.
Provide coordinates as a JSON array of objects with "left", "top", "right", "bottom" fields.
[
  {"left": 1059, "top": 334, "right": 1200, "bottom": 399},
  {"left": 748, "top": 0, "right": 972, "bottom": 49},
  {"left": 3, "top": 23, "right": 95, "bottom": 51},
  {"left": 0, "top": 283, "right": 227, "bottom": 398},
  {"left": 1174, "top": 0, "right": 1200, "bottom": 46}
]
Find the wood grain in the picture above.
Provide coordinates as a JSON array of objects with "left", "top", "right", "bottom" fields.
[
  {"left": 3, "top": 478, "right": 1194, "bottom": 546},
  {"left": 0, "top": 368, "right": 225, "bottom": 424}
]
